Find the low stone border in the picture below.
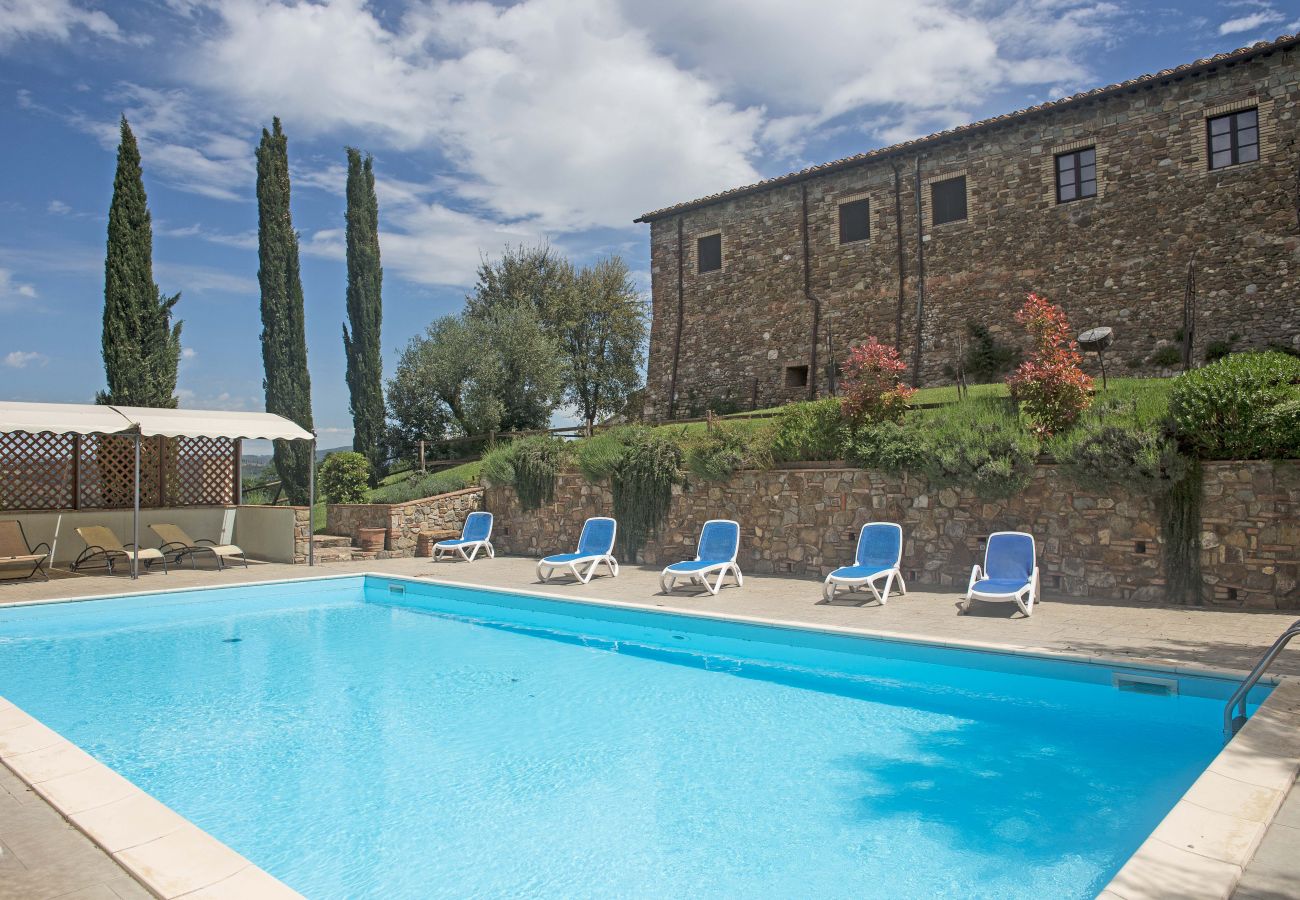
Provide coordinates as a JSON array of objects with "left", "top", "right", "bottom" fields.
[{"left": 0, "top": 697, "right": 301, "bottom": 899}]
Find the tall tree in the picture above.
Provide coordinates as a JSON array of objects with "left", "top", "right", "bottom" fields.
[
  {"left": 342, "top": 147, "right": 384, "bottom": 485},
  {"left": 98, "top": 116, "right": 182, "bottom": 408},
  {"left": 559, "top": 256, "right": 647, "bottom": 432},
  {"left": 256, "top": 118, "right": 314, "bottom": 504}
]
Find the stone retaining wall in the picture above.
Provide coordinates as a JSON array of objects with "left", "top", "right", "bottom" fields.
[
  {"left": 325, "top": 487, "right": 483, "bottom": 556},
  {"left": 485, "top": 462, "right": 1299, "bottom": 609}
]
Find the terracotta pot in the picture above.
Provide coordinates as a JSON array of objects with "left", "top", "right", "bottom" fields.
[{"left": 357, "top": 527, "right": 387, "bottom": 552}]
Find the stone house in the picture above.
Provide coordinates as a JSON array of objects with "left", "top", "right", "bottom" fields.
[{"left": 635, "top": 35, "right": 1300, "bottom": 418}]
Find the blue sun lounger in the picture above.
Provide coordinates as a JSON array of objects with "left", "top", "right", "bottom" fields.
[
  {"left": 965, "top": 531, "right": 1039, "bottom": 616},
  {"left": 659, "top": 519, "right": 742, "bottom": 596},
  {"left": 433, "top": 511, "right": 495, "bottom": 562},
  {"left": 537, "top": 516, "right": 619, "bottom": 583},
  {"left": 823, "top": 522, "right": 905, "bottom": 604}
]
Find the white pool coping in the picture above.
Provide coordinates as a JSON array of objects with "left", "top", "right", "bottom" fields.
[{"left": 1, "top": 570, "right": 1297, "bottom": 900}]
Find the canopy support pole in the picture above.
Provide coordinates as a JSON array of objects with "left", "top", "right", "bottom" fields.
[
  {"left": 308, "top": 438, "right": 316, "bottom": 567},
  {"left": 132, "top": 434, "right": 141, "bottom": 580}
]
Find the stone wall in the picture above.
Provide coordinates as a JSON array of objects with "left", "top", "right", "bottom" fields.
[
  {"left": 485, "top": 462, "right": 1300, "bottom": 609},
  {"left": 325, "top": 487, "right": 483, "bottom": 556},
  {"left": 642, "top": 47, "right": 1300, "bottom": 417}
]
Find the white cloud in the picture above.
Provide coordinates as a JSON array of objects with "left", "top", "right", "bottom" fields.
[
  {"left": 189, "top": 0, "right": 762, "bottom": 229},
  {"left": 181, "top": 347, "right": 198, "bottom": 360},
  {"left": 47, "top": 200, "right": 71, "bottom": 215},
  {"left": 157, "top": 222, "right": 259, "bottom": 250},
  {"left": 0, "top": 0, "right": 124, "bottom": 47},
  {"left": 153, "top": 261, "right": 258, "bottom": 295},
  {"left": 0, "top": 267, "right": 38, "bottom": 310},
  {"left": 3, "top": 350, "right": 48, "bottom": 369},
  {"left": 1219, "top": 9, "right": 1285, "bottom": 35}
]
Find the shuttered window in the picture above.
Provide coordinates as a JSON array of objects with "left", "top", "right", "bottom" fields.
[
  {"left": 931, "top": 176, "right": 967, "bottom": 225},
  {"left": 838, "top": 198, "right": 870, "bottom": 243},
  {"left": 697, "top": 233, "right": 722, "bottom": 273}
]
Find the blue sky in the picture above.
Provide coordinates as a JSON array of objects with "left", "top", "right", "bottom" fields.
[{"left": 1, "top": 0, "right": 1296, "bottom": 449}]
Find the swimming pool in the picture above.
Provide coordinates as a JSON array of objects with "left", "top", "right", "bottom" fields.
[{"left": 0, "top": 576, "right": 1271, "bottom": 899}]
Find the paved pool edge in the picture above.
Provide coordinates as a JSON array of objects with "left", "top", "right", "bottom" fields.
[{"left": 3, "top": 570, "right": 1297, "bottom": 900}]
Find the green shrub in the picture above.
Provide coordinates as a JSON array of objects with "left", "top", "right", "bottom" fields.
[
  {"left": 611, "top": 429, "right": 682, "bottom": 561},
  {"left": 1170, "top": 351, "right": 1300, "bottom": 459},
  {"left": 510, "top": 435, "right": 566, "bottom": 510},
  {"left": 480, "top": 442, "right": 517, "bottom": 486},
  {"left": 1204, "top": 333, "right": 1239, "bottom": 364},
  {"left": 368, "top": 467, "right": 476, "bottom": 504},
  {"left": 770, "top": 398, "right": 845, "bottom": 462},
  {"left": 1263, "top": 397, "right": 1300, "bottom": 458},
  {"left": 842, "top": 420, "right": 927, "bottom": 473},
  {"left": 576, "top": 426, "right": 641, "bottom": 482},
  {"left": 685, "top": 424, "right": 771, "bottom": 482},
  {"left": 914, "top": 398, "right": 1040, "bottom": 498},
  {"left": 317, "top": 452, "right": 371, "bottom": 504},
  {"left": 1149, "top": 345, "right": 1182, "bottom": 367},
  {"left": 1056, "top": 424, "right": 1186, "bottom": 492},
  {"left": 962, "top": 322, "right": 1019, "bottom": 381}
]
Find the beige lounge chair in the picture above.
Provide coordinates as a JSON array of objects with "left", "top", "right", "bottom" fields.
[
  {"left": 0, "top": 520, "right": 51, "bottom": 582},
  {"left": 150, "top": 523, "right": 247, "bottom": 570},
  {"left": 73, "top": 525, "right": 167, "bottom": 575}
]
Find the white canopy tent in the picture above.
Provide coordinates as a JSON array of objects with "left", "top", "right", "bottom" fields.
[{"left": 0, "top": 401, "right": 317, "bottom": 576}]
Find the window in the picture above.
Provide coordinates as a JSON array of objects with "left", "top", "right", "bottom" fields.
[
  {"left": 931, "top": 176, "right": 967, "bottom": 225},
  {"left": 784, "top": 365, "right": 809, "bottom": 388},
  {"left": 1055, "top": 147, "right": 1097, "bottom": 203},
  {"left": 838, "top": 198, "right": 870, "bottom": 243},
  {"left": 1207, "top": 108, "right": 1259, "bottom": 170},
  {"left": 697, "top": 233, "right": 722, "bottom": 273}
]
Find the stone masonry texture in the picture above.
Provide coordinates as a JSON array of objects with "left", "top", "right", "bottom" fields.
[
  {"left": 641, "top": 46, "right": 1300, "bottom": 418},
  {"left": 486, "top": 462, "right": 1299, "bottom": 609},
  {"left": 326, "top": 487, "right": 484, "bottom": 557}
]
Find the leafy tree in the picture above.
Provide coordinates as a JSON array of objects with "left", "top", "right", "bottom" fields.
[
  {"left": 97, "top": 116, "right": 183, "bottom": 408},
  {"left": 342, "top": 148, "right": 385, "bottom": 485},
  {"left": 387, "top": 315, "right": 499, "bottom": 451},
  {"left": 477, "top": 299, "right": 564, "bottom": 431},
  {"left": 556, "top": 256, "right": 647, "bottom": 432},
  {"left": 1006, "top": 293, "right": 1092, "bottom": 437},
  {"left": 464, "top": 244, "right": 570, "bottom": 325},
  {"left": 839, "top": 337, "right": 915, "bottom": 424},
  {"left": 256, "top": 117, "right": 315, "bottom": 504}
]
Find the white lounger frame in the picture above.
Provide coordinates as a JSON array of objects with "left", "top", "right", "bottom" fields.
[
  {"left": 822, "top": 522, "right": 906, "bottom": 605},
  {"left": 659, "top": 519, "right": 743, "bottom": 596},
  {"left": 536, "top": 519, "right": 620, "bottom": 584},
  {"left": 965, "top": 531, "right": 1039, "bottom": 617},
  {"left": 433, "top": 539, "right": 494, "bottom": 562}
]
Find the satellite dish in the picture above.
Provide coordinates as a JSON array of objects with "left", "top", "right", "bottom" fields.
[
  {"left": 1077, "top": 327, "right": 1113, "bottom": 353},
  {"left": 1077, "top": 326, "right": 1114, "bottom": 390}
]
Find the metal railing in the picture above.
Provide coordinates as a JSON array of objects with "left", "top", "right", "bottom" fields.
[{"left": 1224, "top": 618, "right": 1300, "bottom": 739}]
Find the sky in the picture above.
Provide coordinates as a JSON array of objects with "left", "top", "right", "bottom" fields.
[{"left": 1, "top": 0, "right": 1296, "bottom": 450}]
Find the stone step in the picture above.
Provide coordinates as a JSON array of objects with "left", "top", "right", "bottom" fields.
[
  {"left": 313, "top": 535, "right": 356, "bottom": 548},
  {"left": 312, "top": 546, "right": 359, "bottom": 563}
]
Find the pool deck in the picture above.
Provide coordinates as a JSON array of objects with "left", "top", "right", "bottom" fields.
[{"left": 2, "top": 555, "right": 1298, "bottom": 899}]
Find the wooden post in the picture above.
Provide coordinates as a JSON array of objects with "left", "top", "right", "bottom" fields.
[
  {"left": 419, "top": 440, "right": 426, "bottom": 474},
  {"left": 232, "top": 439, "right": 243, "bottom": 505}
]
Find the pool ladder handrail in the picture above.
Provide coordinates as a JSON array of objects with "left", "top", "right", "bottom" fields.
[{"left": 1224, "top": 617, "right": 1300, "bottom": 739}]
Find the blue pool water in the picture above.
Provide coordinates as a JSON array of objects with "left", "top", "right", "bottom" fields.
[{"left": 0, "top": 576, "right": 1264, "bottom": 899}]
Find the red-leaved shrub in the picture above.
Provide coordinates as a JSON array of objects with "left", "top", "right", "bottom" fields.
[
  {"left": 840, "top": 337, "right": 916, "bottom": 423},
  {"left": 1006, "top": 293, "right": 1092, "bottom": 437}
]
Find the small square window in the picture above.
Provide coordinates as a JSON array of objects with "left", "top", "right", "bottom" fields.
[
  {"left": 838, "top": 198, "right": 870, "bottom": 243},
  {"left": 1055, "top": 147, "right": 1097, "bottom": 204},
  {"left": 931, "top": 176, "right": 967, "bottom": 225},
  {"left": 697, "top": 233, "right": 722, "bottom": 273},
  {"left": 784, "top": 365, "right": 809, "bottom": 388},
  {"left": 1207, "top": 108, "right": 1260, "bottom": 170}
]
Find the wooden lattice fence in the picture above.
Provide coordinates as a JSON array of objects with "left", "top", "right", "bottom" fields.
[{"left": 0, "top": 431, "right": 238, "bottom": 512}]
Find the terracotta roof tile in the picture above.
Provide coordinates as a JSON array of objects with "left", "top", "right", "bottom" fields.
[{"left": 634, "top": 34, "right": 1299, "bottom": 223}]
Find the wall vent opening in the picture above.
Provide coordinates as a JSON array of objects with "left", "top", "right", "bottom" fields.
[
  {"left": 784, "top": 365, "right": 810, "bottom": 388},
  {"left": 1134, "top": 540, "right": 1146, "bottom": 555}
]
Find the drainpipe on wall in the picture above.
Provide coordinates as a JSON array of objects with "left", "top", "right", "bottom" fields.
[
  {"left": 667, "top": 217, "right": 685, "bottom": 418},
  {"left": 911, "top": 155, "right": 927, "bottom": 388},
  {"left": 802, "top": 182, "right": 819, "bottom": 399},
  {"left": 892, "top": 164, "right": 907, "bottom": 349}
]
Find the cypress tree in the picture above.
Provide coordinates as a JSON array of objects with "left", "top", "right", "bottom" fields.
[
  {"left": 256, "top": 118, "right": 315, "bottom": 505},
  {"left": 342, "top": 147, "right": 385, "bottom": 484},
  {"left": 98, "top": 116, "right": 182, "bottom": 408}
]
